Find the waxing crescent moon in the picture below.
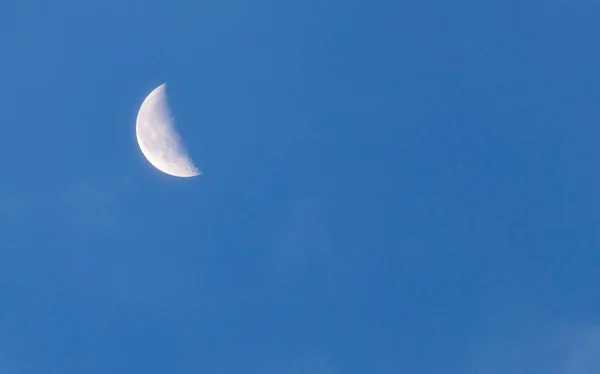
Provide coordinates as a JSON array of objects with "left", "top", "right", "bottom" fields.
[{"left": 136, "top": 83, "right": 201, "bottom": 177}]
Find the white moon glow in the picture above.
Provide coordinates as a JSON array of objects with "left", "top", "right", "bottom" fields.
[{"left": 136, "top": 83, "right": 201, "bottom": 177}]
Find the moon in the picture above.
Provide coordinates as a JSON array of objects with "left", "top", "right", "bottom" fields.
[{"left": 136, "top": 83, "right": 201, "bottom": 177}]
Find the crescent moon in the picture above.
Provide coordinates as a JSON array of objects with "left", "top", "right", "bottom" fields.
[{"left": 135, "top": 83, "right": 201, "bottom": 178}]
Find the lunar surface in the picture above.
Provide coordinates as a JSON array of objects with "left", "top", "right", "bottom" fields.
[{"left": 136, "top": 83, "right": 201, "bottom": 177}]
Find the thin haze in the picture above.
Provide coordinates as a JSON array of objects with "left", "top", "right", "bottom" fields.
[{"left": 1, "top": 0, "right": 600, "bottom": 373}]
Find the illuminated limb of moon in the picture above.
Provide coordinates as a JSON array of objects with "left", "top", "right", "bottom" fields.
[{"left": 135, "top": 83, "right": 201, "bottom": 177}]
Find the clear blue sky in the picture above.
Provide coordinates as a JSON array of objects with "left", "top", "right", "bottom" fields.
[{"left": 1, "top": 1, "right": 600, "bottom": 373}]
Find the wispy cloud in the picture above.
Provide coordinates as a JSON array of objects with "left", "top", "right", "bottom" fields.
[
  {"left": 57, "top": 174, "right": 136, "bottom": 240},
  {"left": 0, "top": 172, "right": 136, "bottom": 244},
  {"left": 269, "top": 197, "right": 332, "bottom": 281},
  {"left": 466, "top": 321, "right": 600, "bottom": 374},
  {"left": 558, "top": 325, "right": 600, "bottom": 374}
]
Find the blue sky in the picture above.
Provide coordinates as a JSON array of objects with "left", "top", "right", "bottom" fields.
[{"left": 1, "top": 0, "right": 600, "bottom": 373}]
